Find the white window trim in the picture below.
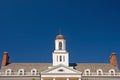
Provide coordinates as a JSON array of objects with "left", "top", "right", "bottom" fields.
[
  {"left": 97, "top": 69, "right": 103, "bottom": 75},
  {"left": 18, "top": 69, "right": 24, "bottom": 75},
  {"left": 109, "top": 69, "right": 115, "bottom": 76},
  {"left": 84, "top": 69, "right": 90, "bottom": 75},
  {"left": 5, "top": 69, "right": 12, "bottom": 75},
  {"left": 31, "top": 69, "right": 37, "bottom": 75}
]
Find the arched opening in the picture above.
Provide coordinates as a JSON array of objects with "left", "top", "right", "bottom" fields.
[{"left": 59, "top": 42, "right": 62, "bottom": 50}]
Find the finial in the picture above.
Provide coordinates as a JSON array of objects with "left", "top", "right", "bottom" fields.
[
  {"left": 112, "top": 52, "right": 116, "bottom": 54},
  {"left": 3, "top": 49, "right": 8, "bottom": 53},
  {"left": 59, "top": 27, "right": 62, "bottom": 35}
]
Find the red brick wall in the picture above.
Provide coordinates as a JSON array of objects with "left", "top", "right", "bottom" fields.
[{"left": 110, "top": 53, "right": 118, "bottom": 67}]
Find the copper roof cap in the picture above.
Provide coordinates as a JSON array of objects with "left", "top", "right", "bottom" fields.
[{"left": 56, "top": 34, "right": 65, "bottom": 39}]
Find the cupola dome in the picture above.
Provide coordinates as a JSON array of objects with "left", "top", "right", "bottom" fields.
[{"left": 56, "top": 34, "right": 65, "bottom": 39}]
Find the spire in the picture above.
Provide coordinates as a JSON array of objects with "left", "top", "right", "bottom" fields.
[
  {"left": 56, "top": 28, "right": 65, "bottom": 39},
  {"left": 59, "top": 28, "right": 61, "bottom": 35}
]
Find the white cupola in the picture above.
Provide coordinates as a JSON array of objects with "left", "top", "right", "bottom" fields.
[
  {"left": 52, "top": 34, "right": 69, "bottom": 66},
  {"left": 55, "top": 34, "right": 66, "bottom": 50}
]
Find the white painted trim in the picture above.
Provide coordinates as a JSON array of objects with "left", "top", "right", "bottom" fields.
[{"left": 41, "top": 74, "right": 81, "bottom": 77}]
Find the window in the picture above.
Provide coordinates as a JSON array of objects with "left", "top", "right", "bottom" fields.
[
  {"left": 60, "top": 56, "right": 62, "bottom": 62},
  {"left": 18, "top": 69, "right": 24, "bottom": 75},
  {"left": 31, "top": 69, "right": 37, "bottom": 75},
  {"left": 5, "top": 69, "right": 12, "bottom": 75},
  {"left": 84, "top": 69, "right": 90, "bottom": 75},
  {"left": 111, "top": 71, "right": 114, "bottom": 75},
  {"left": 98, "top": 71, "right": 102, "bottom": 75},
  {"left": 59, "top": 42, "right": 62, "bottom": 50},
  {"left": 97, "top": 69, "right": 103, "bottom": 75},
  {"left": 109, "top": 69, "right": 115, "bottom": 76}
]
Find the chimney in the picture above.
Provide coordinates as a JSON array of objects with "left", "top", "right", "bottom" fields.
[
  {"left": 110, "top": 52, "right": 118, "bottom": 67},
  {"left": 2, "top": 52, "right": 9, "bottom": 66}
]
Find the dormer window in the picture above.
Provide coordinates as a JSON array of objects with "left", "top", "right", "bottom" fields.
[
  {"left": 84, "top": 69, "right": 90, "bottom": 75},
  {"left": 97, "top": 69, "right": 103, "bottom": 75},
  {"left": 31, "top": 69, "right": 37, "bottom": 75},
  {"left": 18, "top": 69, "right": 24, "bottom": 75},
  {"left": 109, "top": 69, "right": 115, "bottom": 76},
  {"left": 5, "top": 69, "right": 12, "bottom": 75},
  {"left": 98, "top": 71, "right": 102, "bottom": 75}
]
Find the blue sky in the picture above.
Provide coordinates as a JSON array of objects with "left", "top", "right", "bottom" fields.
[{"left": 0, "top": 0, "right": 120, "bottom": 69}]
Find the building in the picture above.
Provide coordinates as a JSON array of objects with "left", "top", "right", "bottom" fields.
[{"left": 0, "top": 34, "right": 120, "bottom": 80}]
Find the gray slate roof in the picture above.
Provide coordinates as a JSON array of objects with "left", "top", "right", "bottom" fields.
[
  {"left": 0, "top": 63, "right": 52, "bottom": 72},
  {"left": 0, "top": 63, "right": 119, "bottom": 72},
  {"left": 75, "top": 63, "right": 119, "bottom": 72}
]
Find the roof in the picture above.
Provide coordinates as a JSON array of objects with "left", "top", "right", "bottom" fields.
[
  {"left": 0, "top": 63, "right": 52, "bottom": 72},
  {"left": 75, "top": 63, "right": 119, "bottom": 72},
  {"left": 56, "top": 34, "right": 65, "bottom": 39},
  {"left": 0, "top": 63, "right": 119, "bottom": 72}
]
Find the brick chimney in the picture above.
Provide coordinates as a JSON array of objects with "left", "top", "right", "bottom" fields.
[
  {"left": 110, "top": 52, "right": 118, "bottom": 67},
  {"left": 2, "top": 52, "right": 9, "bottom": 66}
]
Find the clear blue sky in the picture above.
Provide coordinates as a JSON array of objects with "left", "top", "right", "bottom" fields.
[{"left": 0, "top": 0, "right": 120, "bottom": 69}]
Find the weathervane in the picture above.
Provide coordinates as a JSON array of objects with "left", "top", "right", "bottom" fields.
[{"left": 59, "top": 27, "right": 62, "bottom": 35}]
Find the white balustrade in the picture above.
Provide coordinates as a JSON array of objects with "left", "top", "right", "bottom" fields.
[
  {"left": 0, "top": 72, "right": 120, "bottom": 77},
  {"left": 0, "top": 72, "right": 40, "bottom": 76},
  {"left": 82, "top": 72, "right": 120, "bottom": 76}
]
